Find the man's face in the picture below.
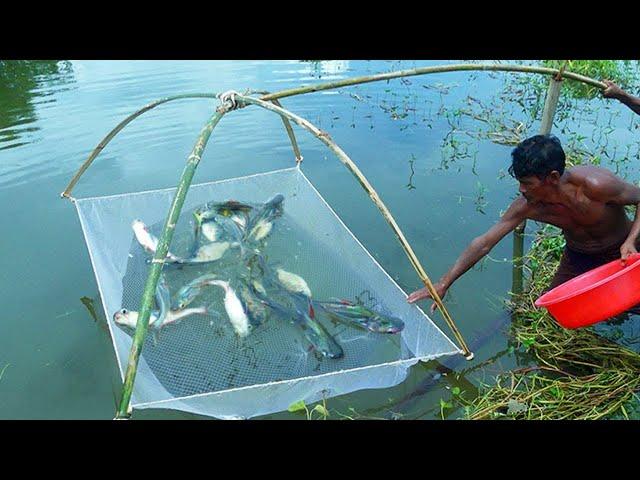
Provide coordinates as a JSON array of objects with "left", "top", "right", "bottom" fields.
[{"left": 517, "top": 175, "right": 545, "bottom": 202}]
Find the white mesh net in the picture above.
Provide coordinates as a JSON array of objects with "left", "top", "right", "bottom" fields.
[{"left": 74, "top": 166, "right": 461, "bottom": 419}]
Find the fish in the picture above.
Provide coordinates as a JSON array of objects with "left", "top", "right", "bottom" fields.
[
  {"left": 239, "top": 282, "right": 268, "bottom": 326},
  {"left": 319, "top": 305, "right": 404, "bottom": 334},
  {"left": 174, "top": 241, "right": 237, "bottom": 265},
  {"left": 113, "top": 306, "right": 207, "bottom": 329},
  {"left": 245, "top": 194, "right": 284, "bottom": 243},
  {"left": 296, "top": 310, "right": 344, "bottom": 359},
  {"left": 201, "top": 222, "right": 220, "bottom": 243},
  {"left": 192, "top": 203, "right": 247, "bottom": 253},
  {"left": 276, "top": 268, "right": 315, "bottom": 318},
  {"left": 152, "top": 273, "right": 172, "bottom": 331},
  {"left": 251, "top": 279, "right": 267, "bottom": 296},
  {"left": 250, "top": 282, "right": 343, "bottom": 359},
  {"left": 192, "top": 209, "right": 243, "bottom": 253},
  {"left": 209, "top": 280, "right": 251, "bottom": 337},
  {"left": 276, "top": 268, "right": 312, "bottom": 297},
  {"left": 230, "top": 213, "right": 248, "bottom": 230},
  {"left": 316, "top": 299, "right": 405, "bottom": 334},
  {"left": 248, "top": 219, "right": 273, "bottom": 241},
  {"left": 174, "top": 273, "right": 218, "bottom": 309},
  {"left": 194, "top": 201, "right": 253, "bottom": 226},
  {"left": 132, "top": 219, "right": 180, "bottom": 262}
]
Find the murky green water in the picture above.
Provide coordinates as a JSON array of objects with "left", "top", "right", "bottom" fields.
[{"left": 1, "top": 60, "right": 638, "bottom": 419}]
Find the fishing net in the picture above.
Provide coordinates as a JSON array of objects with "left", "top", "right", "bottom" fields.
[{"left": 74, "top": 166, "right": 461, "bottom": 419}]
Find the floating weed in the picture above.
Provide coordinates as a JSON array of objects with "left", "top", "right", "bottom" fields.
[
  {"left": 406, "top": 154, "right": 417, "bottom": 190},
  {"left": 466, "top": 225, "right": 640, "bottom": 420}
]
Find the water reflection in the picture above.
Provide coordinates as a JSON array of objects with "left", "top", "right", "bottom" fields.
[
  {"left": 0, "top": 60, "right": 75, "bottom": 151},
  {"left": 300, "top": 60, "right": 350, "bottom": 79}
]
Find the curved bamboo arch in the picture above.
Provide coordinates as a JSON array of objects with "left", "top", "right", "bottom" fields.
[
  {"left": 62, "top": 63, "right": 606, "bottom": 199},
  {"left": 235, "top": 94, "right": 471, "bottom": 359},
  {"left": 61, "top": 92, "right": 303, "bottom": 198},
  {"left": 64, "top": 63, "right": 608, "bottom": 418}
]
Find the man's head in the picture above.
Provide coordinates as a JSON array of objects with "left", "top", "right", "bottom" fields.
[{"left": 509, "top": 135, "right": 566, "bottom": 201}]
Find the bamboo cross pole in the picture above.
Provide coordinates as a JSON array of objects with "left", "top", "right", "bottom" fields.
[
  {"left": 236, "top": 94, "right": 474, "bottom": 358},
  {"left": 115, "top": 108, "right": 228, "bottom": 419},
  {"left": 62, "top": 64, "right": 606, "bottom": 199},
  {"left": 512, "top": 68, "right": 565, "bottom": 295}
]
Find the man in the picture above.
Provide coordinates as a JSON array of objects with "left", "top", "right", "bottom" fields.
[
  {"left": 407, "top": 134, "right": 640, "bottom": 312},
  {"left": 603, "top": 80, "right": 640, "bottom": 116}
]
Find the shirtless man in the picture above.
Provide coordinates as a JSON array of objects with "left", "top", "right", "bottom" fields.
[{"left": 407, "top": 134, "right": 640, "bottom": 312}]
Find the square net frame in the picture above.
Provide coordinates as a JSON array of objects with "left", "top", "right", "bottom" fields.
[{"left": 75, "top": 166, "right": 462, "bottom": 419}]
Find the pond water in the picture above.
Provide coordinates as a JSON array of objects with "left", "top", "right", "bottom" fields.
[{"left": 1, "top": 60, "right": 638, "bottom": 419}]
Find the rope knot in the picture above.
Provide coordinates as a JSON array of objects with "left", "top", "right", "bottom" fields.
[{"left": 217, "top": 90, "right": 244, "bottom": 112}]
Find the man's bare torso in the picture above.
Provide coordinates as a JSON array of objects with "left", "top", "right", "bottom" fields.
[{"left": 519, "top": 166, "right": 632, "bottom": 252}]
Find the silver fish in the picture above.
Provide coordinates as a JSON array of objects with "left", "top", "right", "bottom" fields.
[
  {"left": 174, "top": 273, "right": 218, "bottom": 309},
  {"left": 113, "top": 306, "right": 207, "bottom": 329},
  {"left": 152, "top": 273, "right": 171, "bottom": 331},
  {"left": 132, "top": 219, "right": 181, "bottom": 262},
  {"left": 245, "top": 194, "right": 284, "bottom": 243},
  {"left": 209, "top": 280, "right": 251, "bottom": 337}
]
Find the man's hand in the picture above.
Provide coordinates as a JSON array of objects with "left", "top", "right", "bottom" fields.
[
  {"left": 620, "top": 240, "right": 639, "bottom": 265},
  {"left": 407, "top": 281, "right": 449, "bottom": 313},
  {"left": 602, "top": 80, "right": 626, "bottom": 100}
]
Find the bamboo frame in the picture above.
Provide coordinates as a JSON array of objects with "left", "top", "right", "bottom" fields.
[
  {"left": 257, "top": 64, "right": 604, "bottom": 101},
  {"left": 61, "top": 64, "right": 606, "bottom": 199},
  {"left": 61, "top": 94, "right": 217, "bottom": 199},
  {"left": 235, "top": 94, "right": 472, "bottom": 358},
  {"left": 115, "top": 109, "right": 227, "bottom": 418},
  {"left": 60, "top": 63, "right": 607, "bottom": 419},
  {"left": 512, "top": 74, "right": 565, "bottom": 294}
]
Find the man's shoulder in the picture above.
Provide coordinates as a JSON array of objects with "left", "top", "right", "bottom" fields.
[
  {"left": 568, "top": 165, "right": 618, "bottom": 180},
  {"left": 568, "top": 165, "right": 623, "bottom": 199},
  {"left": 504, "top": 195, "right": 531, "bottom": 218},
  {"left": 569, "top": 165, "right": 620, "bottom": 187}
]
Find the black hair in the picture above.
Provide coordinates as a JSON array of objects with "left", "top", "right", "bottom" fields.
[{"left": 509, "top": 134, "right": 566, "bottom": 179}]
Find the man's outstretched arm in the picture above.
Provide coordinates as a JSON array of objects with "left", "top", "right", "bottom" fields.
[
  {"left": 407, "top": 197, "right": 529, "bottom": 311},
  {"left": 603, "top": 80, "right": 640, "bottom": 116}
]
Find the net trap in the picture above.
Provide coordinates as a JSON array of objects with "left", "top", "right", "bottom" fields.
[{"left": 61, "top": 79, "right": 487, "bottom": 419}]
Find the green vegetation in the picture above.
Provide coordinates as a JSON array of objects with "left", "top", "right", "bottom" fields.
[
  {"left": 542, "top": 60, "right": 636, "bottom": 99},
  {"left": 465, "top": 226, "right": 640, "bottom": 419}
]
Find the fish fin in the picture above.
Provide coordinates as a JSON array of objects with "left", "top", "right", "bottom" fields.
[{"left": 309, "top": 301, "right": 315, "bottom": 319}]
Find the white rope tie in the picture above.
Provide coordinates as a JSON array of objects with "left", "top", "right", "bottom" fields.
[{"left": 217, "top": 90, "right": 242, "bottom": 112}]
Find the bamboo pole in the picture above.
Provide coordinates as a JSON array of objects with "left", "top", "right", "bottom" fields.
[
  {"left": 271, "top": 99, "right": 303, "bottom": 162},
  {"left": 540, "top": 77, "right": 564, "bottom": 135},
  {"left": 512, "top": 74, "right": 564, "bottom": 295},
  {"left": 61, "top": 94, "right": 218, "bottom": 199},
  {"left": 115, "top": 108, "right": 227, "bottom": 419},
  {"left": 512, "top": 222, "right": 526, "bottom": 295},
  {"left": 62, "top": 65, "right": 606, "bottom": 198},
  {"left": 235, "top": 94, "right": 474, "bottom": 359},
  {"left": 258, "top": 64, "right": 605, "bottom": 101}
]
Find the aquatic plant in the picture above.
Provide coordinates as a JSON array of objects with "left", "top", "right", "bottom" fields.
[
  {"left": 541, "top": 60, "right": 637, "bottom": 100},
  {"left": 287, "top": 397, "right": 330, "bottom": 420},
  {"left": 466, "top": 226, "right": 640, "bottom": 420}
]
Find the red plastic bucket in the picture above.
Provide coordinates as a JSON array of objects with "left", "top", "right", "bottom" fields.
[{"left": 535, "top": 253, "right": 640, "bottom": 329}]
